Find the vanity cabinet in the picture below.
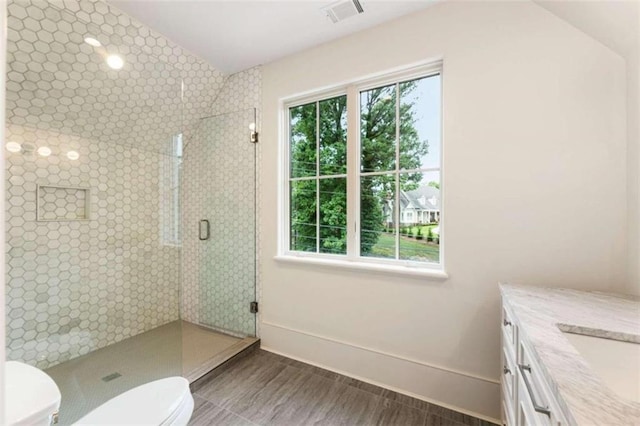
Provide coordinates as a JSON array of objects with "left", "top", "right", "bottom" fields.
[{"left": 501, "top": 301, "right": 569, "bottom": 426}]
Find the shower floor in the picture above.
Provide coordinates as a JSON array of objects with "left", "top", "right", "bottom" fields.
[{"left": 45, "top": 320, "right": 258, "bottom": 425}]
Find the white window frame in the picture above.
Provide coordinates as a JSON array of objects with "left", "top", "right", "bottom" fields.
[{"left": 277, "top": 61, "right": 447, "bottom": 279}]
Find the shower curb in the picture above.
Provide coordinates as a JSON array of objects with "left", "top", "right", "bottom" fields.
[{"left": 189, "top": 339, "right": 261, "bottom": 393}]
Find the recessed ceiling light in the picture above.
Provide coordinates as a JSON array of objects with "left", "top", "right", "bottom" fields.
[
  {"left": 37, "top": 146, "right": 52, "bottom": 157},
  {"left": 106, "top": 54, "right": 124, "bottom": 70},
  {"left": 84, "top": 37, "right": 101, "bottom": 47},
  {"left": 6, "top": 141, "right": 22, "bottom": 153},
  {"left": 67, "top": 150, "right": 80, "bottom": 160}
]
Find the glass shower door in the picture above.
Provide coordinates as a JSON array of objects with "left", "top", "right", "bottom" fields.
[{"left": 195, "top": 109, "right": 257, "bottom": 337}]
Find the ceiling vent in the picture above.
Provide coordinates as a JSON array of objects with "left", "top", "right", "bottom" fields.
[{"left": 322, "top": 0, "right": 364, "bottom": 24}]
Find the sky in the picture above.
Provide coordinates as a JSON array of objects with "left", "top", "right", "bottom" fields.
[{"left": 404, "top": 73, "right": 441, "bottom": 184}]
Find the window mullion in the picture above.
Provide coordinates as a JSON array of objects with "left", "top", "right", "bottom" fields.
[
  {"left": 316, "top": 101, "right": 320, "bottom": 254},
  {"left": 395, "top": 82, "right": 400, "bottom": 261},
  {"left": 346, "top": 85, "right": 359, "bottom": 259}
]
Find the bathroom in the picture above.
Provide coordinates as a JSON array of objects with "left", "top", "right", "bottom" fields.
[{"left": 1, "top": 0, "right": 639, "bottom": 425}]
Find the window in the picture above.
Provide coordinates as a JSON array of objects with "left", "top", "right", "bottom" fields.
[
  {"left": 161, "top": 133, "right": 182, "bottom": 246},
  {"left": 283, "top": 63, "right": 442, "bottom": 269},
  {"left": 289, "top": 95, "right": 348, "bottom": 255}
]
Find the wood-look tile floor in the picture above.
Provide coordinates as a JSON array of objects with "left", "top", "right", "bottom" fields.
[{"left": 190, "top": 349, "right": 498, "bottom": 426}]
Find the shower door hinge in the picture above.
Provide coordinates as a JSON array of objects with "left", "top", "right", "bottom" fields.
[
  {"left": 250, "top": 301, "right": 259, "bottom": 314},
  {"left": 250, "top": 131, "right": 259, "bottom": 143}
]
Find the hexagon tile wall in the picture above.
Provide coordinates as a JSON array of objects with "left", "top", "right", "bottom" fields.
[
  {"left": 6, "top": 124, "right": 181, "bottom": 368},
  {"left": 5, "top": 0, "right": 261, "bottom": 369},
  {"left": 6, "top": 0, "right": 227, "bottom": 155}
]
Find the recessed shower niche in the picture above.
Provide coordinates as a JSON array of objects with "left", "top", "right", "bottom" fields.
[{"left": 36, "top": 185, "right": 91, "bottom": 222}]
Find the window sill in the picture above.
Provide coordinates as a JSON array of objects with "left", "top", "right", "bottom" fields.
[{"left": 274, "top": 254, "right": 449, "bottom": 280}]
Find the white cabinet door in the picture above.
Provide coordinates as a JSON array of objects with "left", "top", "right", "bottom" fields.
[{"left": 503, "top": 299, "right": 568, "bottom": 426}]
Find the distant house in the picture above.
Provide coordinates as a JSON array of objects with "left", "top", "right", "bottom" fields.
[{"left": 383, "top": 184, "right": 440, "bottom": 226}]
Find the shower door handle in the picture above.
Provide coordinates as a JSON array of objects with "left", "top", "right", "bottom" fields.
[{"left": 199, "top": 220, "right": 210, "bottom": 241}]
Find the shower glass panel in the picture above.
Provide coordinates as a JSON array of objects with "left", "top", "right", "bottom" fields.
[
  {"left": 184, "top": 109, "right": 257, "bottom": 337},
  {"left": 6, "top": 0, "right": 259, "bottom": 423},
  {"left": 5, "top": 0, "right": 184, "bottom": 423}
]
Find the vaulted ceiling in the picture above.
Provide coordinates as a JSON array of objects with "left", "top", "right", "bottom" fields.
[
  {"left": 108, "top": 0, "right": 639, "bottom": 74},
  {"left": 533, "top": 0, "right": 639, "bottom": 58},
  {"left": 107, "top": 0, "right": 437, "bottom": 73}
]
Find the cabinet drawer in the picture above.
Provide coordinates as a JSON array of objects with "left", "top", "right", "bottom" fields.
[
  {"left": 518, "top": 340, "right": 551, "bottom": 414},
  {"left": 517, "top": 372, "right": 545, "bottom": 426},
  {"left": 502, "top": 344, "right": 517, "bottom": 408},
  {"left": 502, "top": 384, "right": 516, "bottom": 426},
  {"left": 517, "top": 340, "right": 566, "bottom": 425},
  {"left": 502, "top": 305, "right": 518, "bottom": 353}
]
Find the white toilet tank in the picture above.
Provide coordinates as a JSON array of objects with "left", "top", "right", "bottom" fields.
[{"left": 6, "top": 361, "right": 62, "bottom": 426}]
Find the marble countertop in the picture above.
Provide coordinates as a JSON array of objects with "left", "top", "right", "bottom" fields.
[{"left": 500, "top": 283, "right": 640, "bottom": 426}]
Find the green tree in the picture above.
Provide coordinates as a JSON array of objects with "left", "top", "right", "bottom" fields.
[
  {"left": 289, "top": 102, "right": 317, "bottom": 252},
  {"left": 290, "top": 97, "right": 348, "bottom": 253},
  {"left": 290, "top": 81, "right": 428, "bottom": 255}
]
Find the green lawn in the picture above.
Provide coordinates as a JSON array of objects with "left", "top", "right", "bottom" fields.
[{"left": 369, "top": 231, "right": 440, "bottom": 263}]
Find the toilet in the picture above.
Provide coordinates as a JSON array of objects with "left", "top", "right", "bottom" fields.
[
  {"left": 6, "top": 361, "right": 61, "bottom": 426},
  {"left": 6, "top": 361, "right": 194, "bottom": 426}
]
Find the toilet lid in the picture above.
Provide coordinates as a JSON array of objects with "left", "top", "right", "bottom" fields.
[
  {"left": 74, "top": 377, "right": 191, "bottom": 425},
  {"left": 6, "top": 361, "right": 61, "bottom": 425}
]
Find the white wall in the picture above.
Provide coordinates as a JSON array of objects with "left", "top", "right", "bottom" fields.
[
  {"left": 260, "top": 0, "right": 628, "bottom": 421},
  {"left": 627, "top": 46, "right": 640, "bottom": 296}
]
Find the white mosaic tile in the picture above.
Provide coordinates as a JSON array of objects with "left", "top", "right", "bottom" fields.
[
  {"left": 5, "top": 123, "right": 181, "bottom": 368},
  {"left": 6, "top": 0, "right": 226, "bottom": 155}
]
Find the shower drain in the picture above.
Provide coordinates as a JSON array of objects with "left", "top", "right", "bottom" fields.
[{"left": 101, "top": 372, "right": 122, "bottom": 382}]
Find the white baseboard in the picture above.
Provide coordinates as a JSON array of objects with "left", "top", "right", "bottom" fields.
[{"left": 261, "top": 321, "right": 501, "bottom": 423}]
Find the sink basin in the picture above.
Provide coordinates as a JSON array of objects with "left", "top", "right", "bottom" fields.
[{"left": 562, "top": 332, "right": 640, "bottom": 403}]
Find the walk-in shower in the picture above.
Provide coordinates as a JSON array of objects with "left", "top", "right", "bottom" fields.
[{"left": 5, "top": 0, "right": 259, "bottom": 423}]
